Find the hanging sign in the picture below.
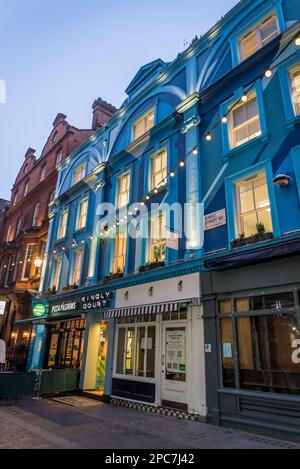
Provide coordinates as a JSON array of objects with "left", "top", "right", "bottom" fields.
[
  {"left": 32, "top": 303, "right": 47, "bottom": 318},
  {"left": 166, "top": 230, "right": 180, "bottom": 251},
  {"left": 204, "top": 209, "right": 226, "bottom": 231}
]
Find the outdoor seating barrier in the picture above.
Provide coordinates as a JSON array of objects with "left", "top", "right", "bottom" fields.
[
  {"left": 38, "top": 368, "right": 80, "bottom": 396},
  {"left": 0, "top": 372, "right": 36, "bottom": 398}
]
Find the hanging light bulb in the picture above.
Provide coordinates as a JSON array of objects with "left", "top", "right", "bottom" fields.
[
  {"left": 154, "top": 188, "right": 158, "bottom": 194},
  {"left": 265, "top": 69, "right": 272, "bottom": 78},
  {"left": 295, "top": 34, "right": 300, "bottom": 47},
  {"left": 205, "top": 133, "right": 212, "bottom": 141},
  {"left": 241, "top": 94, "right": 248, "bottom": 103},
  {"left": 170, "top": 171, "right": 175, "bottom": 177},
  {"left": 179, "top": 161, "right": 185, "bottom": 167},
  {"left": 192, "top": 147, "right": 198, "bottom": 156},
  {"left": 221, "top": 116, "right": 228, "bottom": 124},
  {"left": 146, "top": 195, "right": 150, "bottom": 200}
]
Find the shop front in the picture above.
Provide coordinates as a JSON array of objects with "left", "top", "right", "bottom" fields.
[
  {"left": 202, "top": 254, "right": 300, "bottom": 440},
  {"left": 29, "top": 289, "right": 115, "bottom": 399},
  {"left": 103, "top": 273, "right": 207, "bottom": 419}
]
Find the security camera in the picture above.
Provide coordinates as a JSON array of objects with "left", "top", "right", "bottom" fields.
[{"left": 272, "top": 173, "right": 291, "bottom": 188}]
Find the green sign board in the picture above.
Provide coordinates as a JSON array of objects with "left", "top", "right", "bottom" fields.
[{"left": 32, "top": 303, "right": 47, "bottom": 318}]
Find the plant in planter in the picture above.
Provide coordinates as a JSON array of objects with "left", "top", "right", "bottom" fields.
[
  {"left": 139, "top": 244, "right": 166, "bottom": 272},
  {"left": 231, "top": 222, "right": 273, "bottom": 249},
  {"left": 104, "top": 268, "right": 124, "bottom": 281},
  {"left": 45, "top": 286, "right": 57, "bottom": 297}
]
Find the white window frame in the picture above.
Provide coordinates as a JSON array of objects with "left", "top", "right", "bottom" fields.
[
  {"left": 113, "top": 320, "right": 157, "bottom": 382},
  {"left": 70, "top": 249, "right": 83, "bottom": 286},
  {"left": 133, "top": 109, "right": 155, "bottom": 141},
  {"left": 22, "top": 244, "right": 36, "bottom": 280},
  {"left": 113, "top": 231, "right": 127, "bottom": 273},
  {"left": 76, "top": 198, "right": 88, "bottom": 230},
  {"left": 238, "top": 13, "right": 279, "bottom": 62},
  {"left": 56, "top": 150, "right": 63, "bottom": 168},
  {"left": 235, "top": 172, "right": 273, "bottom": 237},
  {"left": 73, "top": 162, "right": 86, "bottom": 185},
  {"left": 151, "top": 149, "right": 167, "bottom": 190},
  {"left": 6, "top": 225, "right": 12, "bottom": 242},
  {"left": 117, "top": 172, "right": 130, "bottom": 208},
  {"left": 149, "top": 211, "right": 167, "bottom": 263},
  {"left": 24, "top": 181, "right": 29, "bottom": 197},
  {"left": 58, "top": 210, "right": 68, "bottom": 239},
  {"left": 289, "top": 64, "right": 300, "bottom": 117},
  {"left": 52, "top": 256, "right": 62, "bottom": 290},
  {"left": 229, "top": 93, "right": 262, "bottom": 149}
]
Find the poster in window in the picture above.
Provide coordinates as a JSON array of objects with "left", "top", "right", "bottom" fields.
[{"left": 166, "top": 329, "right": 186, "bottom": 373}]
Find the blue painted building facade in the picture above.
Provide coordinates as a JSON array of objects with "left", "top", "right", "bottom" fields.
[{"left": 30, "top": 0, "right": 300, "bottom": 436}]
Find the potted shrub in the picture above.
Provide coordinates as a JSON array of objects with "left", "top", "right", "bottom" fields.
[
  {"left": 104, "top": 268, "right": 124, "bottom": 281},
  {"left": 231, "top": 222, "right": 273, "bottom": 249},
  {"left": 45, "top": 286, "right": 57, "bottom": 297},
  {"left": 139, "top": 245, "right": 166, "bottom": 272}
]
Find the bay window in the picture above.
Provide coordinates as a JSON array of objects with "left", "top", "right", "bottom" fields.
[
  {"left": 236, "top": 173, "right": 272, "bottom": 237},
  {"left": 133, "top": 109, "right": 154, "bottom": 141},
  {"left": 229, "top": 93, "right": 261, "bottom": 148},
  {"left": 239, "top": 14, "right": 279, "bottom": 62},
  {"left": 149, "top": 211, "right": 166, "bottom": 263}
]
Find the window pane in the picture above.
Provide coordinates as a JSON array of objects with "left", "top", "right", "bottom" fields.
[
  {"left": 264, "top": 292, "right": 295, "bottom": 310},
  {"left": 241, "top": 30, "right": 259, "bottom": 60},
  {"left": 239, "top": 181, "right": 255, "bottom": 214},
  {"left": 221, "top": 319, "right": 235, "bottom": 387},
  {"left": 135, "top": 326, "right": 146, "bottom": 377},
  {"left": 235, "top": 298, "right": 250, "bottom": 312},
  {"left": 260, "top": 16, "right": 278, "bottom": 45},
  {"left": 258, "top": 209, "right": 272, "bottom": 232},
  {"left": 237, "top": 314, "right": 300, "bottom": 395},
  {"left": 116, "top": 328, "right": 125, "bottom": 374},
  {"left": 254, "top": 176, "right": 269, "bottom": 209},
  {"left": 125, "top": 328, "right": 135, "bottom": 375},
  {"left": 241, "top": 212, "right": 258, "bottom": 237},
  {"left": 219, "top": 299, "right": 232, "bottom": 314}
]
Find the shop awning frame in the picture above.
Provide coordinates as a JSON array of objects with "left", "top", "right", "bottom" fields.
[{"left": 104, "top": 299, "right": 195, "bottom": 319}]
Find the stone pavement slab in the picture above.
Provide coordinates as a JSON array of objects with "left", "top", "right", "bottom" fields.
[{"left": 0, "top": 398, "right": 299, "bottom": 449}]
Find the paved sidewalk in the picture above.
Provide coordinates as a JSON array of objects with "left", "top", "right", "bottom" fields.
[{"left": 0, "top": 397, "right": 299, "bottom": 449}]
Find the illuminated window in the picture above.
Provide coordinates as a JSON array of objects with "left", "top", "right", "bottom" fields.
[
  {"left": 117, "top": 173, "right": 130, "bottom": 208},
  {"left": 52, "top": 257, "right": 62, "bottom": 290},
  {"left": 13, "top": 191, "right": 19, "bottom": 206},
  {"left": 6, "top": 225, "right": 12, "bottom": 242},
  {"left": 73, "top": 162, "right": 86, "bottom": 185},
  {"left": 32, "top": 202, "right": 40, "bottom": 226},
  {"left": 290, "top": 66, "right": 300, "bottom": 116},
  {"left": 236, "top": 173, "right": 273, "bottom": 237},
  {"left": 149, "top": 211, "right": 166, "bottom": 263},
  {"left": 239, "top": 15, "right": 279, "bottom": 62},
  {"left": 22, "top": 244, "right": 36, "bottom": 280},
  {"left": 133, "top": 109, "right": 154, "bottom": 140},
  {"left": 58, "top": 211, "right": 68, "bottom": 239},
  {"left": 229, "top": 94, "right": 261, "bottom": 148},
  {"left": 40, "top": 165, "right": 47, "bottom": 181},
  {"left": 113, "top": 231, "right": 127, "bottom": 273},
  {"left": 151, "top": 150, "right": 167, "bottom": 189},
  {"left": 77, "top": 199, "right": 88, "bottom": 230},
  {"left": 71, "top": 250, "right": 83, "bottom": 286}
]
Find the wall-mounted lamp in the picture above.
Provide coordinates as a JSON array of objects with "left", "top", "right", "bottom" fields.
[
  {"left": 124, "top": 291, "right": 129, "bottom": 301},
  {"left": 272, "top": 173, "right": 291, "bottom": 188},
  {"left": 295, "top": 34, "right": 300, "bottom": 47},
  {"left": 34, "top": 257, "right": 43, "bottom": 269},
  {"left": 178, "top": 280, "right": 183, "bottom": 292},
  {"left": 148, "top": 286, "right": 154, "bottom": 297}
]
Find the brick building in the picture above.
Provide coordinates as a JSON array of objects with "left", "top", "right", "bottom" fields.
[{"left": 0, "top": 100, "right": 116, "bottom": 370}]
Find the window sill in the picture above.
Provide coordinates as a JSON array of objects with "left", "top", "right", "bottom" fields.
[
  {"left": 55, "top": 236, "right": 67, "bottom": 245},
  {"left": 285, "top": 114, "right": 300, "bottom": 132},
  {"left": 223, "top": 132, "right": 269, "bottom": 161},
  {"left": 73, "top": 227, "right": 87, "bottom": 235}
]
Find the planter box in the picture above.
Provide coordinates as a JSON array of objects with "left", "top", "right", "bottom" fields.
[
  {"left": 0, "top": 372, "right": 36, "bottom": 398},
  {"left": 139, "top": 262, "right": 165, "bottom": 273},
  {"left": 104, "top": 273, "right": 124, "bottom": 281},
  {"left": 231, "top": 232, "right": 273, "bottom": 249},
  {"left": 39, "top": 369, "right": 80, "bottom": 396}
]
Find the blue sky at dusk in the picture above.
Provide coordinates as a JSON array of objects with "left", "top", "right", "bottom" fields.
[{"left": 0, "top": 0, "right": 238, "bottom": 200}]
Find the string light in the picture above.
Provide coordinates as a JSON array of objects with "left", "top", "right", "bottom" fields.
[
  {"left": 146, "top": 195, "right": 150, "bottom": 200},
  {"left": 295, "top": 34, "right": 300, "bottom": 47},
  {"left": 179, "top": 161, "right": 185, "bottom": 167},
  {"left": 265, "top": 69, "right": 272, "bottom": 78},
  {"left": 221, "top": 116, "right": 228, "bottom": 124},
  {"left": 192, "top": 147, "right": 198, "bottom": 156},
  {"left": 170, "top": 171, "right": 175, "bottom": 177},
  {"left": 241, "top": 94, "right": 248, "bottom": 103},
  {"left": 205, "top": 133, "right": 212, "bottom": 141}
]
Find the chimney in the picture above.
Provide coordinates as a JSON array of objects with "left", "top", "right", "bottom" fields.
[
  {"left": 25, "top": 148, "right": 36, "bottom": 159},
  {"left": 92, "top": 98, "right": 117, "bottom": 130},
  {"left": 53, "top": 113, "right": 67, "bottom": 127}
]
